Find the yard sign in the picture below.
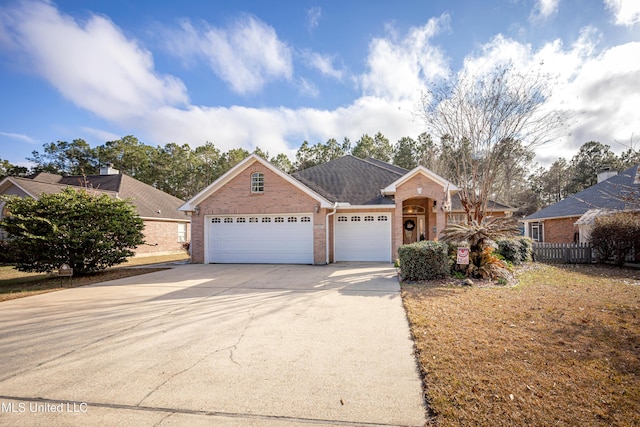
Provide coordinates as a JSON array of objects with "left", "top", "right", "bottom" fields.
[{"left": 457, "top": 248, "right": 470, "bottom": 265}]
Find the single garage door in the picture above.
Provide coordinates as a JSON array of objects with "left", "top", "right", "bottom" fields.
[
  {"left": 206, "top": 214, "right": 313, "bottom": 264},
  {"left": 335, "top": 213, "right": 392, "bottom": 262}
]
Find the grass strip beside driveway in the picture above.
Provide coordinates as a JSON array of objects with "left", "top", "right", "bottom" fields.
[
  {"left": 0, "top": 254, "right": 189, "bottom": 302},
  {"left": 402, "top": 263, "right": 640, "bottom": 426}
]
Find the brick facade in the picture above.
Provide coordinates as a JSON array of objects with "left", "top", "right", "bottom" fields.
[
  {"left": 542, "top": 217, "right": 580, "bottom": 243},
  {"left": 190, "top": 159, "right": 326, "bottom": 264},
  {"left": 135, "top": 219, "right": 190, "bottom": 257}
]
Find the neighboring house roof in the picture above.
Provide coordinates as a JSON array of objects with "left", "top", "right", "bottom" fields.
[
  {"left": 292, "top": 156, "right": 403, "bottom": 205},
  {"left": 0, "top": 172, "right": 188, "bottom": 222},
  {"left": 524, "top": 164, "right": 640, "bottom": 221}
]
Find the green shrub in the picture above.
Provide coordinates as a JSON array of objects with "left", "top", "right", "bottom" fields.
[
  {"left": 398, "top": 240, "right": 450, "bottom": 281},
  {"left": 517, "top": 237, "right": 533, "bottom": 263},
  {"left": 496, "top": 237, "right": 533, "bottom": 265},
  {"left": 497, "top": 239, "right": 521, "bottom": 265},
  {"left": 0, "top": 188, "right": 145, "bottom": 274}
]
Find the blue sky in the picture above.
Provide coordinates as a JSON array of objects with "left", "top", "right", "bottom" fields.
[{"left": 1, "top": 0, "right": 639, "bottom": 168}]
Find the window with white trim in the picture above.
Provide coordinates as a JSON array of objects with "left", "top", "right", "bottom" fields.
[
  {"left": 178, "top": 223, "right": 187, "bottom": 242},
  {"left": 211, "top": 218, "right": 221, "bottom": 223},
  {"left": 224, "top": 218, "right": 233, "bottom": 223},
  {"left": 530, "top": 222, "right": 543, "bottom": 242},
  {"left": 337, "top": 216, "right": 347, "bottom": 222},
  {"left": 275, "top": 217, "right": 284, "bottom": 223},
  {"left": 364, "top": 215, "right": 374, "bottom": 221},
  {"left": 351, "top": 216, "right": 361, "bottom": 221},
  {"left": 288, "top": 217, "right": 298, "bottom": 222},
  {"left": 249, "top": 217, "right": 258, "bottom": 223},
  {"left": 237, "top": 217, "right": 246, "bottom": 223},
  {"left": 251, "top": 172, "right": 264, "bottom": 193},
  {"left": 377, "top": 215, "right": 388, "bottom": 221},
  {"left": 301, "top": 217, "right": 311, "bottom": 222},
  {"left": 262, "top": 217, "right": 271, "bottom": 223}
]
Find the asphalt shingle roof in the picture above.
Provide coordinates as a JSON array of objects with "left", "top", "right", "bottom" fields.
[
  {"left": 524, "top": 164, "right": 640, "bottom": 221},
  {"left": 292, "top": 156, "right": 403, "bottom": 205},
  {"left": 292, "top": 155, "right": 514, "bottom": 211}
]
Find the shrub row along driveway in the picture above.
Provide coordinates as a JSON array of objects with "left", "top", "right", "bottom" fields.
[{"left": 0, "top": 263, "right": 425, "bottom": 426}]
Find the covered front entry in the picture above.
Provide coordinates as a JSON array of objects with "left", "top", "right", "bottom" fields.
[
  {"left": 206, "top": 214, "right": 313, "bottom": 264},
  {"left": 334, "top": 212, "right": 392, "bottom": 262},
  {"left": 402, "top": 198, "right": 434, "bottom": 244}
]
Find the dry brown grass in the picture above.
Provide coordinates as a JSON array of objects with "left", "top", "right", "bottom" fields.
[
  {"left": 402, "top": 263, "right": 640, "bottom": 427},
  {"left": 0, "top": 254, "right": 189, "bottom": 302}
]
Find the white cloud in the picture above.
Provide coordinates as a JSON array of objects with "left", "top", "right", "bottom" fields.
[
  {"left": 297, "top": 78, "right": 319, "bottom": 98},
  {"left": 0, "top": 1, "right": 188, "bottom": 122},
  {"left": 307, "top": 6, "right": 321, "bottom": 32},
  {"left": 138, "top": 97, "right": 425, "bottom": 159},
  {"left": 165, "top": 16, "right": 293, "bottom": 94},
  {"left": 300, "top": 50, "right": 344, "bottom": 79},
  {"left": 0, "top": 131, "right": 37, "bottom": 144},
  {"left": 458, "top": 28, "right": 640, "bottom": 164},
  {"left": 605, "top": 0, "right": 640, "bottom": 27},
  {"left": 360, "top": 15, "right": 450, "bottom": 101},
  {"left": 530, "top": 0, "right": 560, "bottom": 22},
  {"left": 80, "top": 127, "right": 122, "bottom": 142}
]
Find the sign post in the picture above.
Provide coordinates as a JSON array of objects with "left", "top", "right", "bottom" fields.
[{"left": 59, "top": 263, "right": 73, "bottom": 285}]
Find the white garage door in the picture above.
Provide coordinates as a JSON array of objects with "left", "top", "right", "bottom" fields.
[
  {"left": 207, "top": 214, "right": 313, "bottom": 264},
  {"left": 335, "top": 213, "right": 392, "bottom": 262}
]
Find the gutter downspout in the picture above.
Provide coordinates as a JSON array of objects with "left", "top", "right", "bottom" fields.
[{"left": 325, "top": 202, "right": 338, "bottom": 264}]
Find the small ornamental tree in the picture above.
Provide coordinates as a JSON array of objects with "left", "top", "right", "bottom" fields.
[
  {"left": 440, "top": 216, "right": 520, "bottom": 279},
  {"left": 0, "top": 188, "right": 144, "bottom": 274}
]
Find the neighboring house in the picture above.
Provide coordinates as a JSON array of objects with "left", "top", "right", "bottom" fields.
[
  {"left": 522, "top": 164, "right": 640, "bottom": 244},
  {"left": 0, "top": 165, "right": 190, "bottom": 257},
  {"left": 180, "top": 154, "right": 514, "bottom": 264}
]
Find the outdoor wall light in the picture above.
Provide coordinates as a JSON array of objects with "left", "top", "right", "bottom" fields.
[
  {"left": 315, "top": 204, "right": 320, "bottom": 213},
  {"left": 195, "top": 206, "right": 201, "bottom": 216}
]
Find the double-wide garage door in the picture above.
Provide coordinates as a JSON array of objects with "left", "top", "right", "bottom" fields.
[
  {"left": 335, "top": 213, "right": 391, "bottom": 262},
  {"left": 206, "top": 214, "right": 313, "bottom": 264}
]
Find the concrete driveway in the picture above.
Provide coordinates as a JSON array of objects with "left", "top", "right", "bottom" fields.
[{"left": 0, "top": 263, "right": 426, "bottom": 426}]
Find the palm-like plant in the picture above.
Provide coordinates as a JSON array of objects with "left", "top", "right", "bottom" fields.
[{"left": 440, "top": 216, "right": 520, "bottom": 278}]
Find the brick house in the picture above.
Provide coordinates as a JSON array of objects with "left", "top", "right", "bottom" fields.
[
  {"left": 181, "top": 154, "right": 514, "bottom": 264},
  {"left": 0, "top": 165, "right": 190, "bottom": 257},
  {"left": 522, "top": 164, "right": 640, "bottom": 243}
]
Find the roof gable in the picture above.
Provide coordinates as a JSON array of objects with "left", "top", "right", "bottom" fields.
[
  {"left": 181, "top": 154, "right": 333, "bottom": 211},
  {"left": 524, "top": 164, "right": 640, "bottom": 221},
  {"left": 381, "top": 165, "right": 459, "bottom": 195}
]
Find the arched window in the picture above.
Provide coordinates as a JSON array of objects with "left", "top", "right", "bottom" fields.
[{"left": 251, "top": 172, "right": 264, "bottom": 193}]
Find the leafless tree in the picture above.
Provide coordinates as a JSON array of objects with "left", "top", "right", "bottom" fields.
[{"left": 420, "top": 64, "right": 566, "bottom": 222}]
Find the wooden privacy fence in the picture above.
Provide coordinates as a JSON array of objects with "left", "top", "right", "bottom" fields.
[{"left": 533, "top": 243, "right": 594, "bottom": 264}]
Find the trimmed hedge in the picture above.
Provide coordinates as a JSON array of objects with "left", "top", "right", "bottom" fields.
[
  {"left": 496, "top": 237, "right": 533, "bottom": 265},
  {"left": 399, "top": 240, "right": 450, "bottom": 281}
]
